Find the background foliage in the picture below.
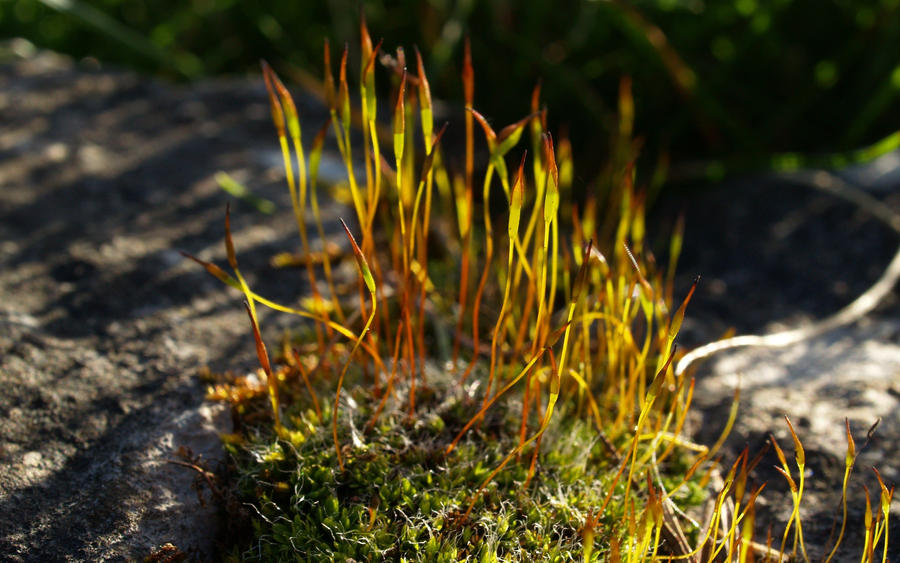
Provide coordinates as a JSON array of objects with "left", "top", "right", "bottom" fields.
[{"left": 5, "top": 0, "right": 900, "bottom": 178}]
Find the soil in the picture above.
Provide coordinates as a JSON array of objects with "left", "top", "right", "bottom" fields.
[{"left": 1, "top": 41, "right": 897, "bottom": 561}]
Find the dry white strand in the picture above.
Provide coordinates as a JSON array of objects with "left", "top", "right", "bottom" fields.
[{"left": 676, "top": 169, "right": 900, "bottom": 376}]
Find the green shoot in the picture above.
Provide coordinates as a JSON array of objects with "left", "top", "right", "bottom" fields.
[{"left": 333, "top": 218, "right": 377, "bottom": 471}]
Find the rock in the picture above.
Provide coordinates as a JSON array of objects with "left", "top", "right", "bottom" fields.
[
  {"left": 672, "top": 171, "right": 900, "bottom": 559},
  {"left": 0, "top": 44, "right": 331, "bottom": 560}
]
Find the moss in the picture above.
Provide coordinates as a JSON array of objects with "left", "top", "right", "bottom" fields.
[
  {"left": 189, "top": 13, "right": 900, "bottom": 560},
  {"left": 223, "top": 370, "right": 686, "bottom": 561},
  {"left": 189, "top": 16, "right": 858, "bottom": 562}
]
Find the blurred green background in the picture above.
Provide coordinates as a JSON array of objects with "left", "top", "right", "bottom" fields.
[{"left": 5, "top": 0, "right": 900, "bottom": 182}]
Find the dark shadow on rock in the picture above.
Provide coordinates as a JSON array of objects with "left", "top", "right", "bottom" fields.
[{"left": 657, "top": 175, "right": 900, "bottom": 347}]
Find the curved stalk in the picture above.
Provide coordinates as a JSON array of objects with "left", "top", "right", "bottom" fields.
[{"left": 333, "top": 219, "right": 377, "bottom": 471}]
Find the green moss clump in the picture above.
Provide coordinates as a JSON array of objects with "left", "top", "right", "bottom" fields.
[
  {"left": 226, "top": 367, "right": 685, "bottom": 562},
  {"left": 195, "top": 17, "right": 723, "bottom": 563}
]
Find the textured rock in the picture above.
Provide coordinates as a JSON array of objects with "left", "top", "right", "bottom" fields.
[
  {"left": 671, "top": 169, "right": 900, "bottom": 560},
  {"left": 0, "top": 42, "right": 334, "bottom": 560}
]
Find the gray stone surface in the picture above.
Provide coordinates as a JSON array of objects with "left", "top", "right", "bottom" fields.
[
  {"left": 0, "top": 42, "right": 337, "bottom": 561},
  {"left": 672, "top": 170, "right": 900, "bottom": 559}
]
